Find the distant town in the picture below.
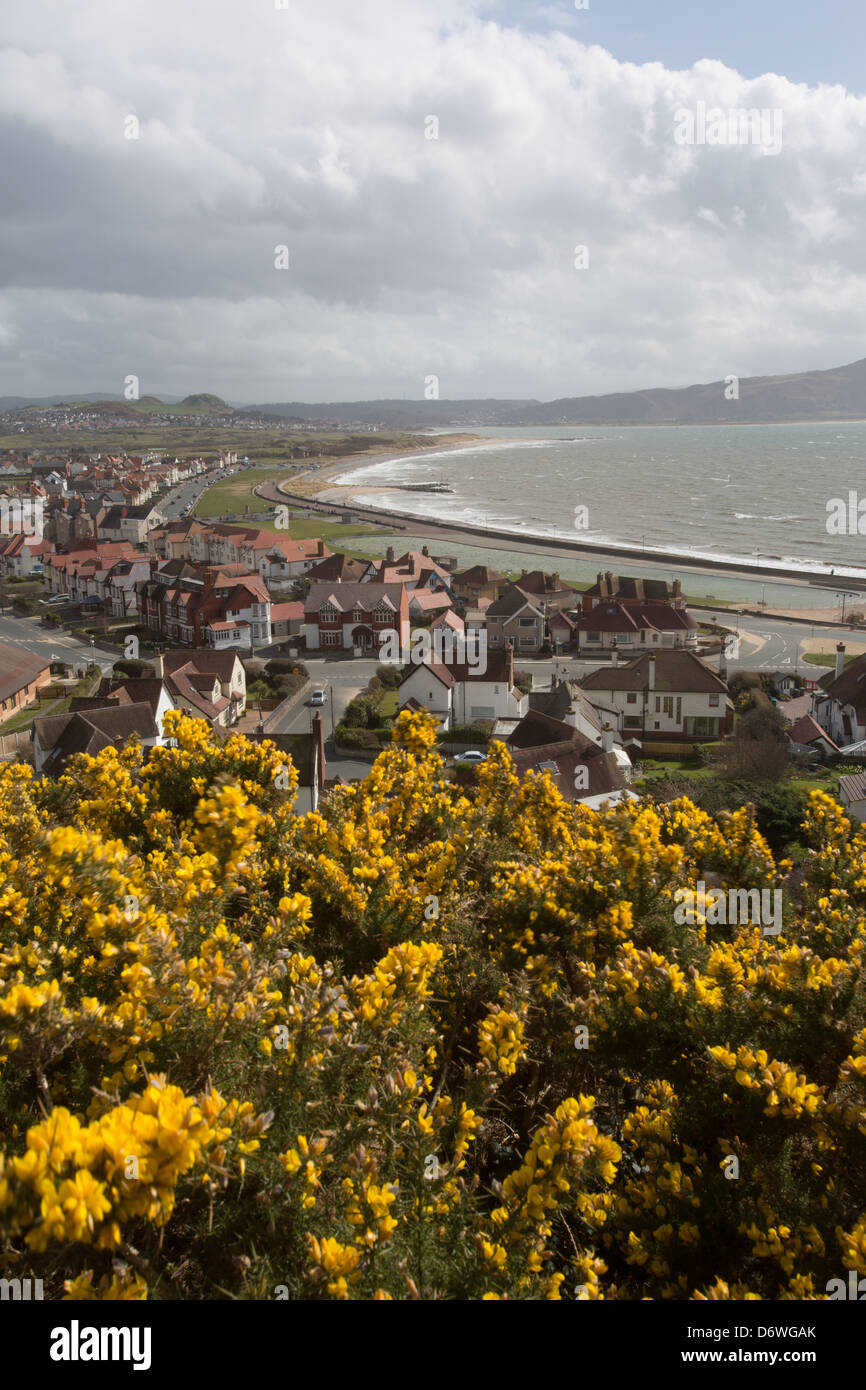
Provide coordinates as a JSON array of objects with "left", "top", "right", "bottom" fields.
[{"left": 0, "top": 437, "right": 864, "bottom": 827}]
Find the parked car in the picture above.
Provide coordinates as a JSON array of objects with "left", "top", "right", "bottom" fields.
[
  {"left": 455, "top": 749, "right": 486, "bottom": 764},
  {"left": 310, "top": 689, "right": 327, "bottom": 706}
]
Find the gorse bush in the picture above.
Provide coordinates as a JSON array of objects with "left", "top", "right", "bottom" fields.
[{"left": 0, "top": 709, "right": 864, "bottom": 1301}]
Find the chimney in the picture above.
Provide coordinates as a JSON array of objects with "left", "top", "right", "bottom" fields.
[
  {"left": 551, "top": 571, "right": 560, "bottom": 589},
  {"left": 151, "top": 647, "right": 165, "bottom": 680},
  {"left": 647, "top": 653, "right": 656, "bottom": 691},
  {"left": 611, "top": 649, "right": 619, "bottom": 667},
  {"left": 386, "top": 546, "right": 395, "bottom": 563},
  {"left": 605, "top": 570, "right": 614, "bottom": 586},
  {"left": 422, "top": 544, "right": 429, "bottom": 556},
  {"left": 506, "top": 640, "right": 514, "bottom": 689},
  {"left": 672, "top": 579, "right": 682, "bottom": 600},
  {"left": 601, "top": 723, "right": 614, "bottom": 753},
  {"left": 836, "top": 642, "right": 846, "bottom": 680}
]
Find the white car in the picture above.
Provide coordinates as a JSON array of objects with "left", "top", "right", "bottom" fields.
[
  {"left": 310, "top": 689, "right": 326, "bottom": 706},
  {"left": 455, "top": 749, "right": 486, "bottom": 764}
]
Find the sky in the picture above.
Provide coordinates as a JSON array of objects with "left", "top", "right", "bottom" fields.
[{"left": 1, "top": 0, "right": 865, "bottom": 403}]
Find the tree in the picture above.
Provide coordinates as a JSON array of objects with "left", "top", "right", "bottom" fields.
[{"left": 726, "top": 704, "right": 791, "bottom": 781}]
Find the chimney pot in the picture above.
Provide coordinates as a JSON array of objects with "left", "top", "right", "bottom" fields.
[{"left": 835, "top": 642, "right": 846, "bottom": 680}]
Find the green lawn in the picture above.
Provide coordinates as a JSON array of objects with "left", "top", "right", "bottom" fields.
[
  {"left": 803, "top": 652, "right": 859, "bottom": 668},
  {"left": 0, "top": 673, "right": 100, "bottom": 733}
]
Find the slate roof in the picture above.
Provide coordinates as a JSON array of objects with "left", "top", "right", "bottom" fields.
[
  {"left": 34, "top": 703, "right": 158, "bottom": 772},
  {"left": 581, "top": 650, "right": 727, "bottom": 695},
  {"left": 0, "top": 641, "right": 51, "bottom": 703}
]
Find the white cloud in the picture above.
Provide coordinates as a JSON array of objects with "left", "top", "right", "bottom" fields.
[{"left": 1, "top": 0, "right": 865, "bottom": 398}]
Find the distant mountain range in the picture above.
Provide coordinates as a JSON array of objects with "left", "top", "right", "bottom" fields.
[{"left": 3, "top": 357, "right": 866, "bottom": 425}]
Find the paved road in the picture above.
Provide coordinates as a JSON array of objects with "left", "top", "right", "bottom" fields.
[{"left": 0, "top": 610, "right": 117, "bottom": 673}]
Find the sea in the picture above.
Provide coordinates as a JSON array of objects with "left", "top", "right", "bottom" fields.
[{"left": 331, "top": 422, "right": 866, "bottom": 609}]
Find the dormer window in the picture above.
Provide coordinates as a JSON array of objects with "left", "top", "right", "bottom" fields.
[{"left": 352, "top": 606, "right": 363, "bottom": 622}]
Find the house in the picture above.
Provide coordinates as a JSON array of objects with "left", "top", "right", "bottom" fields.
[
  {"left": 32, "top": 703, "right": 161, "bottom": 776},
  {"left": 361, "top": 547, "right": 452, "bottom": 593},
  {"left": 270, "top": 601, "right": 304, "bottom": 640},
  {"left": 529, "top": 677, "right": 621, "bottom": 748},
  {"left": 430, "top": 609, "right": 465, "bottom": 638},
  {"left": 573, "top": 602, "right": 698, "bottom": 653},
  {"left": 398, "top": 647, "right": 527, "bottom": 730},
  {"left": 513, "top": 570, "right": 577, "bottom": 613},
  {"left": 811, "top": 645, "right": 866, "bottom": 748},
  {"left": 245, "top": 535, "right": 332, "bottom": 584},
  {"left": 451, "top": 565, "right": 507, "bottom": 604},
  {"left": 98, "top": 504, "right": 165, "bottom": 545},
  {"left": 505, "top": 710, "right": 636, "bottom": 808},
  {"left": 138, "top": 564, "right": 272, "bottom": 651},
  {"left": 0, "top": 534, "right": 53, "bottom": 578},
  {"left": 304, "top": 553, "right": 368, "bottom": 585},
  {"left": 549, "top": 611, "right": 577, "bottom": 652},
  {"left": 581, "top": 572, "right": 686, "bottom": 612},
  {"left": 485, "top": 586, "right": 547, "bottom": 655},
  {"left": 155, "top": 649, "right": 247, "bottom": 724},
  {"left": 839, "top": 771, "right": 866, "bottom": 823},
  {"left": 580, "top": 650, "right": 732, "bottom": 742},
  {"left": 0, "top": 642, "right": 52, "bottom": 724},
  {"left": 408, "top": 589, "right": 454, "bottom": 620},
  {"left": 788, "top": 714, "right": 840, "bottom": 761},
  {"left": 303, "top": 582, "right": 410, "bottom": 654}
]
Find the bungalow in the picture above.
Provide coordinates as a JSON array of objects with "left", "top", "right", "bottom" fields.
[
  {"left": 581, "top": 650, "right": 732, "bottom": 742},
  {"left": 0, "top": 642, "right": 52, "bottom": 724},
  {"left": 303, "top": 582, "right": 410, "bottom": 654}
]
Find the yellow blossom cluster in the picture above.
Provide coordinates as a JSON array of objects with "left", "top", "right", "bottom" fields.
[{"left": 0, "top": 707, "right": 863, "bottom": 1299}]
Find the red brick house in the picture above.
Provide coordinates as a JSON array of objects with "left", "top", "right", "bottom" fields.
[{"left": 303, "top": 582, "right": 410, "bottom": 653}]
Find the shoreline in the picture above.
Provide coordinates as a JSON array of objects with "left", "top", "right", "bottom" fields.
[{"left": 292, "top": 444, "right": 866, "bottom": 594}]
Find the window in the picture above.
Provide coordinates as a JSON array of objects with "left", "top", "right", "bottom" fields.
[
  {"left": 352, "top": 607, "right": 363, "bottom": 622},
  {"left": 585, "top": 632, "right": 600, "bottom": 643},
  {"left": 709, "top": 694, "right": 720, "bottom": 707},
  {"left": 518, "top": 617, "right": 536, "bottom": 627},
  {"left": 626, "top": 692, "right": 637, "bottom": 704},
  {"left": 655, "top": 696, "right": 661, "bottom": 712},
  {"left": 618, "top": 633, "right": 633, "bottom": 643},
  {"left": 320, "top": 605, "right": 338, "bottom": 624},
  {"left": 623, "top": 715, "right": 642, "bottom": 729},
  {"left": 662, "top": 696, "right": 674, "bottom": 717}
]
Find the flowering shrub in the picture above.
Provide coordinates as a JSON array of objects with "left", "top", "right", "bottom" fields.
[{"left": 0, "top": 711, "right": 863, "bottom": 1299}]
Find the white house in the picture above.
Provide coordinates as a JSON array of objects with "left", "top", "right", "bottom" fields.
[
  {"left": 812, "top": 645, "right": 866, "bottom": 748},
  {"left": 581, "top": 650, "right": 732, "bottom": 742},
  {"left": 398, "top": 648, "right": 528, "bottom": 730}
]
